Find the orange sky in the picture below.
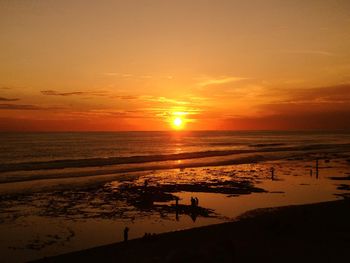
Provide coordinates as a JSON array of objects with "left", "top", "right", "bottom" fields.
[{"left": 1, "top": 0, "right": 350, "bottom": 131}]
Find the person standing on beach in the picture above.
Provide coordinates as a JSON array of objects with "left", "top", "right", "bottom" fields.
[
  {"left": 124, "top": 227, "right": 129, "bottom": 242},
  {"left": 190, "top": 197, "right": 195, "bottom": 207},
  {"left": 270, "top": 167, "right": 275, "bottom": 180}
]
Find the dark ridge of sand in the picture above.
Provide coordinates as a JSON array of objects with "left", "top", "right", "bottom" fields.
[
  {"left": 330, "top": 175, "right": 350, "bottom": 180},
  {"left": 32, "top": 199, "right": 350, "bottom": 263}
]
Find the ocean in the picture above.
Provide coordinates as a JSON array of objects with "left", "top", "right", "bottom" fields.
[{"left": 1, "top": 130, "right": 350, "bottom": 174}]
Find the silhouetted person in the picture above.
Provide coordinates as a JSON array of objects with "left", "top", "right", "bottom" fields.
[
  {"left": 270, "top": 167, "right": 275, "bottom": 180},
  {"left": 175, "top": 197, "right": 180, "bottom": 221},
  {"left": 191, "top": 197, "right": 195, "bottom": 207},
  {"left": 195, "top": 197, "right": 199, "bottom": 206},
  {"left": 124, "top": 227, "right": 129, "bottom": 242},
  {"left": 316, "top": 158, "right": 319, "bottom": 179}
]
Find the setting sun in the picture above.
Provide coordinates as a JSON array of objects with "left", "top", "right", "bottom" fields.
[{"left": 172, "top": 117, "right": 184, "bottom": 129}]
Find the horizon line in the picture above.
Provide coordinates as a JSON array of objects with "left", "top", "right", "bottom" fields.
[{"left": 1, "top": 129, "right": 350, "bottom": 133}]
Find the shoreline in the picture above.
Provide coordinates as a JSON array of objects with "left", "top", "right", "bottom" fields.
[{"left": 33, "top": 198, "right": 350, "bottom": 263}]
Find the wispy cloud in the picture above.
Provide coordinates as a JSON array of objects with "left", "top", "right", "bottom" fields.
[
  {"left": 110, "top": 95, "right": 139, "bottom": 100},
  {"left": 66, "top": 108, "right": 166, "bottom": 119},
  {"left": 138, "top": 106, "right": 203, "bottom": 120},
  {"left": 102, "top": 72, "right": 154, "bottom": 79},
  {"left": 0, "top": 96, "right": 19, "bottom": 102},
  {"left": 0, "top": 86, "right": 25, "bottom": 90},
  {"left": 141, "top": 96, "right": 190, "bottom": 105},
  {"left": 102, "top": 72, "right": 119, "bottom": 76},
  {"left": 0, "top": 104, "right": 63, "bottom": 110},
  {"left": 41, "top": 90, "right": 140, "bottom": 100},
  {"left": 102, "top": 73, "right": 134, "bottom": 78},
  {"left": 243, "top": 84, "right": 350, "bottom": 122},
  {"left": 66, "top": 109, "right": 132, "bottom": 118},
  {"left": 270, "top": 84, "right": 350, "bottom": 105},
  {"left": 222, "top": 109, "right": 350, "bottom": 130},
  {"left": 278, "top": 49, "right": 335, "bottom": 56},
  {"left": 41, "top": 90, "right": 108, "bottom": 97},
  {"left": 197, "top": 76, "right": 248, "bottom": 87}
]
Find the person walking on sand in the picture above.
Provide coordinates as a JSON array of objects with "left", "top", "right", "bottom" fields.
[
  {"left": 124, "top": 227, "right": 129, "bottom": 242},
  {"left": 195, "top": 197, "right": 199, "bottom": 206}
]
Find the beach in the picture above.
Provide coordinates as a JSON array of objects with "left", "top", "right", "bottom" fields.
[
  {"left": 33, "top": 199, "right": 350, "bottom": 263},
  {"left": 1, "top": 131, "right": 350, "bottom": 262}
]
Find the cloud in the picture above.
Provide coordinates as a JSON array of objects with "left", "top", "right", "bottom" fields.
[
  {"left": 0, "top": 86, "right": 26, "bottom": 90},
  {"left": 212, "top": 83, "right": 350, "bottom": 130},
  {"left": 268, "top": 84, "right": 350, "bottom": 105},
  {"left": 110, "top": 95, "right": 139, "bottom": 100},
  {"left": 41, "top": 90, "right": 139, "bottom": 100},
  {"left": 223, "top": 110, "right": 350, "bottom": 130},
  {"left": 278, "top": 49, "right": 335, "bottom": 56},
  {"left": 0, "top": 96, "right": 19, "bottom": 102},
  {"left": 41, "top": 90, "right": 108, "bottom": 96},
  {"left": 64, "top": 108, "right": 167, "bottom": 120},
  {"left": 197, "top": 76, "right": 248, "bottom": 87},
  {"left": 141, "top": 96, "right": 189, "bottom": 105},
  {"left": 0, "top": 104, "right": 62, "bottom": 110},
  {"left": 66, "top": 109, "right": 131, "bottom": 118},
  {"left": 226, "top": 83, "right": 350, "bottom": 128},
  {"left": 102, "top": 73, "right": 134, "bottom": 77},
  {"left": 136, "top": 106, "right": 203, "bottom": 121},
  {"left": 0, "top": 117, "right": 137, "bottom": 132},
  {"left": 102, "top": 73, "right": 155, "bottom": 79},
  {"left": 102, "top": 72, "right": 134, "bottom": 78},
  {"left": 102, "top": 72, "right": 119, "bottom": 76}
]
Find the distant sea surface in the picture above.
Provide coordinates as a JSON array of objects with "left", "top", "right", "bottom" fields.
[{"left": 1, "top": 130, "right": 350, "bottom": 170}]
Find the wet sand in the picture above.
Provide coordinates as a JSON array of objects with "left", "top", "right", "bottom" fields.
[
  {"left": 33, "top": 199, "right": 350, "bottom": 263},
  {"left": 2, "top": 154, "right": 350, "bottom": 262}
]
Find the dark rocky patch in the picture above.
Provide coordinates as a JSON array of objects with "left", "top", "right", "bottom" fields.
[
  {"left": 329, "top": 176, "right": 350, "bottom": 180},
  {"left": 337, "top": 184, "right": 350, "bottom": 191}
]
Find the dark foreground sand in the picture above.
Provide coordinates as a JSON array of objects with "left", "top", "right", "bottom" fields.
[{"left": 33, "top": 199, "right": 350, "bottom": 263}]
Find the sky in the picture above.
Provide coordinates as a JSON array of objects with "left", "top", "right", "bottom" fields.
[{"left": 1, "top": 0, "right": 350, "bottom": 131}]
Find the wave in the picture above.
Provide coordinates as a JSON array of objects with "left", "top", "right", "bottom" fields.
[
  {"left": 249, "top": 143, "right": 286, "bottom": 147},
  {"left": 1, "top": 143, "right": 349, "bottom": 173}
]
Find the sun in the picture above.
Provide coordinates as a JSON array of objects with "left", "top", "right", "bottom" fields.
[{"left": 172, "top": 117, "right": 184, "bottom": 129}]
